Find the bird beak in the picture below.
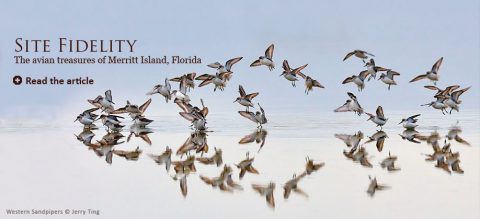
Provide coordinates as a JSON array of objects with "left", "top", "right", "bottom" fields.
[
  {"left": 398, "top": 121, "right": 403, "bottom": 125},
  {"left": 74, "top": 118, "right": 78, "bottom": 122}
]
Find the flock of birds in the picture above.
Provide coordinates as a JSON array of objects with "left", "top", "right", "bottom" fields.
[{"left": 74, "top": 44, "right": 472, "bottom": 208}]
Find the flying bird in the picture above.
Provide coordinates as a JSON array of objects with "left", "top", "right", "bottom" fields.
[
  {"left": 250, "top": 44, "right": 275, "bottom": 71},
  {"left": 410, "top": 57, "right": 443, "bottom": 85}
]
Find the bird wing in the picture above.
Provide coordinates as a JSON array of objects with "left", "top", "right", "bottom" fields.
[
  {"left": 238, "top": 111, "right": 257, "bottom": 123},
  {"left": 238, "top": 85, "right": 246, "bottom": 97},
  {"left": 219, "top": 72, "right": 233, "bottom": 80},
  {"left": 359, "top": 70, "right": 370, "bottom": 80},
  {"left": 374, "top": 66, "right": 389, "bottom": 72},
  {"left": 362, "top": 50, "right": 375, "bottom": 57},
  {"left": 424, "top": 85, "right": 440, "bottom": 91},
  {"left": 83, "top": 107, "right": 99, "bottom": 114},
  {"left": 200, "top": 107, "right": 209, "bottom": 118},
  {"left": 199, "top": 175, "right": 214, "bottom": 185},
  {"left": 292, "top": 64, "right": 308, "bottom": 76},
  {"left": 451, "top": 86, "right": 470, "bottom": 102},
  {"left": 312, "top": 80, "right": 324, "bottom": 88},
  {"left": 266, "top": 192, "right": 275, "bottom": 208},
  {"left": 165, "top": 78, "right": 171, "bottom": 90},
  {"left": 179, "top": 112, "right": 195, "bottom": 122},
  {"left": 445, "top": 85, "right": 460, "bottom": 93},
  {"left": 141, "top": 135, "right": 152, "bottom": 145},
  {"left": 408, "top": 114, "right": 421, "bottom": 120},
  {"left": 432, "top": 57, "right": 444, "bottom": 72},
  {"left": 376, "top": 137, "right": 385, "bottom": 152},
  {"left": 199, "top": 79, "right": 213, "bottom": 87},
  {"left": 186, "top": 73, "right": 196, "bottom": 81},
  {"left": 343, "top": 51, "right": 355, "bottom": 61},
  {"left": 207, "top": 62, "right": 222, "bottom": 69},
  {"left": 195, "top": 74, "right": 214, "bottom": 80},
  {"left": 342, "top": 76, "right": 354, "bottom": 84},
  {"left": 110, "top": 107, "right": 127, "bottom": 114},
  {"left": 258, "top": 103, "right": 265, "bottom": 114},
  {"left": 347, "top": 92, "right": 357, "bottom": 100},
  {"left": 250, "top": 59, "right": 262, "bottom": 67},
  {"left": 245, "top": 92, "right": 259, "bottom": 100},
  {"left": 179, "top": 77, "right": 188, "bottom": 94},
  {"left": 293, "top": 187, "right": 309, "bottom": 197},
  {"left": 239, "top": 132, "right": 256, "bottom": 144},
  {"left": 146, "top": 85, "right": 161, "bottom": 95},
  {"left": 265, "top": 44, "right": 274, "bottom": 59},
  {"left": 139, "top": 98, "right": 152, "bottom": 114},
  {"left": 409, "top": 74, "right": 427, "bottom": 82},
  {"left": 283, "top": 187, "right": 292, "bottom": 199},
  {"left": 180, "top": 176, "right": 188, "bottom": 197},
  {"left": 175, "top": 100, "right": 191, "bottom": 113},
  {"left": 376, "top": 106, "right": 385, "bottom": 119},
  {"left": 282, "top": 60, "right": 291, "bottom": 71},
  {"left": 360, "top": 157, "right": 373, "bottom": 167},
  {"left": 105, "top": 90, "right": 113, "bottom": 102},
  {"left": 225, "top": 57, "right": 243, "bottom": 71},
  {"left": 387, "top": 70, "right": 400, "bottom": 78},
  {"left": 333, "top": 102, "right": 350, "bottom": 112},
  {"left": 454, "top": 135, "right": 470, "bottom": 145},
  {"left": 169, "top": 76, "right": 182, "bottom": 82},
  {"left": 246, "top": 165, "right": 259, "bottom": 174}
]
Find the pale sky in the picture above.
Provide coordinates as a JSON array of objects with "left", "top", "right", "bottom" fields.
[{"left": 0, "top": 0, "right": 479, "bottom": 122}]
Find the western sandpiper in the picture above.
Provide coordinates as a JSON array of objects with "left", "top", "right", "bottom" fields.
[
  {"left": 113, "top": 146, "right": 142, "bottom": 161},
  {"left": 422, "top": 97, "right": 448, "bottom": 114},
  {"left": 146, "top": 78, "right": 172, "bottom": 102},
  {"left": 196, "top": 147, "right": 223, "bottom": 166},
  {"left": 343, "top": 50, "right": 374, "bottom": 63},
  {"left": 195, "top": 72, "right": 233, "bottom": 91},
  {"left": 380, "top": 152, "right": 401, "bottom": 171},
  {"left": 148, "top": 146, "right": 172, "bottom": 171},
  {"left": 364, "top": 58, "right": 389, "bottom": 80},
  {"left": 379, "top": 70, "right": 400, "bottom": 90},
  {"left": 128, "top": 124, "right": 153, "bottom": 145},
  {"left": 334, "top": 92, "right": 364, "bottom": 115},
  {"left": 280, "top": 60, "right": 308, "bottom": 87},
  {"left": 239, "top": 129, "right": 268, "bottom": 151},
  {"left": 304, "top": 157, "right": 325, "bottom": 175},
  {"left": 234, "top": 85, "right": 259, "bottom": 111},
  {"left": 236, "top": 152, "right": 259, "bottom": 179},
  {"left": 88, "top": 90, "right": 115, "bottom": 113},
  {"left": 283, "top": 173, "right": 308, "bottom": 199},
  {"left": 410, "top": 57, "right": 443, "bottom": 85},
  {"left": 366, "top": 106, "right": 388, "bottom": 129},
  {"left": 170, "top": 72, "right": 196, "bottom": 93},
  {"left": 365, "top": 130, "right": 387, "bottom": 152},
  {"left": 302, "top": 75, "right": 324, "bottom": 94},
  {"left": 75, "top": 108, "right": 99, "bottom": 127},
  {"left": 250, "top": 44, "right": 275, "bottom": 71},
  {"left": 443, "top": 86, "right": 470, "bottom": 114},
  {"left": 208, "top": 57, "right": 243, "bottom": 75},
  {"left": 252, "top": 182, "right": 276, "bottom": 208},
  {"left": 335, "top": 131, "right": 364, "bottom": 148},
  {"left": 366, "top": 176, "right": 388, "bottom": 197},
  {"left": 238, "top": 103, "right": 267, "bottom": 128},
  {"left": 342, "top": 70, "right": 370, "bottom": 91},
  {"left": 398, "top": 114, "right": 421, "bottom": 129}
]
